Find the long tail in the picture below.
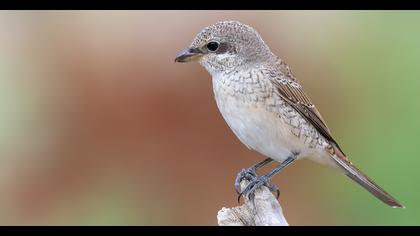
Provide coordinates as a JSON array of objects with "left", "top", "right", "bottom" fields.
[{"left": 330, "top": 144, "right": 404, "bottom": 208}]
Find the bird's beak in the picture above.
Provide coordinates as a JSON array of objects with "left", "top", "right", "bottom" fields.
[{"left": 175, "top": 47, "right": 203, "bottom": 63}]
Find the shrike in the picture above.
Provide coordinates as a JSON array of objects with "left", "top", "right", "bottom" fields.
[{"left": 175, "top": 20, "right": 403, "bottom": 208}]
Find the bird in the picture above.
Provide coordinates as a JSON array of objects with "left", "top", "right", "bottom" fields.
[{"left": 175, "top": 20, "right": 404, "bottom": 208}]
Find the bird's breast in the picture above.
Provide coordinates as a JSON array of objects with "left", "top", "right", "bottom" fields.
[{"left": 212, "top": 73, "right": 307, "bottom": 162}]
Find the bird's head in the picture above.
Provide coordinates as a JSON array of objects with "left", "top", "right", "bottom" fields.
[{"left": 175, "top": 21, "right": 275, "bottom": 75}]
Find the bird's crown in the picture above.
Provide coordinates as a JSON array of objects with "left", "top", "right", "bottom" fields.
[{"left": 191, "top": 20, "right": 263, "bottom": 48}]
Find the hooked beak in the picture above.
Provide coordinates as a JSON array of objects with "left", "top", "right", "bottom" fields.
[{"left": 175, "top": 47, "right": 203, "bottom": 63}]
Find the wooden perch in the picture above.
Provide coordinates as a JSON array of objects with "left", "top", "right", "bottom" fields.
[{"left": 217, "top": 180, "right": 289, "bottom": 226}]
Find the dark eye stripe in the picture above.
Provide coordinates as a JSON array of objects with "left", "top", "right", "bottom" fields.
[{"left": 214, "top": 42, "right": 230, "bottom": 54}]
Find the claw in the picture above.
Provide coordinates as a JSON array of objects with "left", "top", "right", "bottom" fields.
[
  {"left": 237, "top": 193, "right": 243, "bottom": 204},
  {"left": 234, "top": 157, "right": 295, "bottom": 203},
  {"left": 266, "top": 182, "right": 280, "bottom": 199},
  {"left": 238, "top": 175, "right": 280, "bottom": 202},
  {"left": 234, "top": 167, "right": 281, "bottom": 203},
  {"left": 234, "top": 167, "right": 257, "bottom": 194},
  {"left": 239, "top": 175, "right": 269, "bottom": 200}
]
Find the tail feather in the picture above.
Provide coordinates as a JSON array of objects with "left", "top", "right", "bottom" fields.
[{"left": 330, "top": 145, "right": 404, "bottom": 208}]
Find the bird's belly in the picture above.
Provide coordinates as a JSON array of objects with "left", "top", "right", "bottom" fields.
[{"left": 214, "top": 93, "right": 309, "bottom": 163}]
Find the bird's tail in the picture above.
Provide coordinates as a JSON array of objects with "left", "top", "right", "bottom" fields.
[{"left": 330, "top": 144, "right": 405, "bottom": 208}]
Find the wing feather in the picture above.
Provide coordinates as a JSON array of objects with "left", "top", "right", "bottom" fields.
[
  {"left": 264, "top": 61, "right": 403, "bottom": 207},
  {"left": 266, "top": 62, "right": 345, "bottom": 155}
]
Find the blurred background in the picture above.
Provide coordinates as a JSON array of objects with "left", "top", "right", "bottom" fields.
[{"left": 0, "top": 10, "right": 419, "bottom": 225}]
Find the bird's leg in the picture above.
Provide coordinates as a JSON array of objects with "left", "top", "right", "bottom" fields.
[
  {"left": 239, "top": 156, "right": 296, "bottom": 204},
  {"left": 234, "top": 158, "right": 273, "bottom": 195}
]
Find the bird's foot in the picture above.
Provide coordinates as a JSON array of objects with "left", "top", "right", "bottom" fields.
[
  {"left": 234, "top": 167, "right": 257, "bottom": 194},
  {"left": 235, "top": 169, "right": 279, "bottom": 203}
]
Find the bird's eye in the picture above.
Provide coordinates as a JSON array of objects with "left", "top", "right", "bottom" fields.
[{"left": 206, "top": 41, "right": 219, "bottom": 52}]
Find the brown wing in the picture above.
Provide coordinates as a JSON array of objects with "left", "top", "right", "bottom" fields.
[
  {"left": 267, "top": 62, "right": 404, "bottom": 207},
  {"left": 267, "top": 62, "right": 346, "bottom": 155}
]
